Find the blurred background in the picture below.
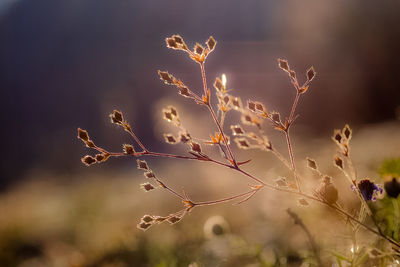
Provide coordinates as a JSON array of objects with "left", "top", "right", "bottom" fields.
[{"left": 0, "top": 0, "right": 400, "bottom": 266}]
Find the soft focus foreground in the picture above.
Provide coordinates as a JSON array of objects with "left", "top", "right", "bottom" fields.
[{"left": 1, "top": 121, "right": 400, "bottom": 266}]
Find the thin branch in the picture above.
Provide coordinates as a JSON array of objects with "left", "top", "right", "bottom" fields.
[
  {"left": 200, "top": 62, "right": 237, "bottom": 167},
  {"left": 125, "top": 127, "right": 149, "bottom": 152},
  {"left": 285, "top": 130, "right": 301, "bottom": 192},
  {"left": 288, "top": 91, "right": 301, "bottom": 124},
  {"left": 193, "top": 188, "right": 258, "bottom": 207},
  {"left": 287, "top": 209, "right": 323, "bottom": 267}
]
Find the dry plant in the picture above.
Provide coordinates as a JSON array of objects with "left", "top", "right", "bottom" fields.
[{"left": 77, "top": 35, "right": 400, "bottom": 263}]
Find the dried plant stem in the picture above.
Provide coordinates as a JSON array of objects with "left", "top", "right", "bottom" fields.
[
  {"left": 287, "top": 209, "right": 323, "bottom": 267},
  {"left": 288, "top": 91, "right": 301, "bottom": 124},
  {"left": 270, "top": 148, "right": 293, "bottom": 172},
  {"left": 200, "top": 62, "right": 237, "bottom": 167},
  {"left": 93, "top": 134, "right": 400, "bottom": 248},
  {"left": 125, "top": 128, "right": 149, "bottom": 152},
  {"left": 193, "top": 188, "right": 258, "bottom": 207},
  {"left": 285, "top": 130, "right": 301, "bottom": 192}
]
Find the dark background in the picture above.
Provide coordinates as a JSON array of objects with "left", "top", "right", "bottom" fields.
[{"left": 0, "top": 0, "right": 399, "bottom": 189}]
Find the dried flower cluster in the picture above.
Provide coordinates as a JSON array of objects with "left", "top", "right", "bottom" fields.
[{"left": 77, "top": 35, "right": 400, "bottom": 258}]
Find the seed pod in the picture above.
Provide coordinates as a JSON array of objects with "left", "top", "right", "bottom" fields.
[{"left": 317, "top": 178, "right": 339, "bottom": 205}]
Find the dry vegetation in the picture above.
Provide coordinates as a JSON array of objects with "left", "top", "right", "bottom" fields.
[{"left": 72, "top": 35, "right": 400, "bottom": 266}]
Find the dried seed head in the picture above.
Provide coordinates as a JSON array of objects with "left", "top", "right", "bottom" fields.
[
  {"left": 190, "top": 142, "right": 202, "bottom": 153},
  {"left": 230, "top": 125, "right": 245, "bottom": 136},
  {"left": 166, "top": 37, "right": 178, "bottom": 49},
  {"left": 154, "top": 216, "right": 167, "bottom": 223},
  {"left": 271, "top": 112, "right": 281, "bottom": 124},
  {"left": 141, "top": 215, "right": 154, "bottom": 223},
  {"left": 332, "top": 130, "right": 342, "bottom": 144},
  {"left": 235, "top": 138, "right": 250, "bottom": 149},
  {"left": 206, "top": 36, "right": 216, "bottom": 51},
  {"left": 123, "top": 144, "right": 135, "bottom": 155},
  {"left": 95, "top": 154, "right": 104, "bottom": 162},
  {"left": 110, "top": 110, "right": 124, "bottom": 124},
  {"left": 137, "top": 222, "right": 152, "bottom": 231},
  {"left": 317, "top": 181, "right": 339, "bottom": 205},
  {"left": 179, "top": 132, "right": 191, "bottom": 143},
  {"left": 334, "top": 156, "right": 343, "bottom": 169},
  {"left": 275, "top": 177, "right": 288, "bottom": 187},
  {"left": 172, "top": 35, "right": 184, "bottom": 45},
  {"left": 222, "top": 95, "right": 230, "bottom": 105},
  {"left": 158, "top": 70, "right": 175, "bottom": 85},
  {"left": 166, "top": 35, "right": 187, "bottom": 50},
  {"left": 137, "top": 159, "right": 149, "bottom": 170},
  {"left": 85, "top": 140, "right": 95, "bottom": 148},
  {"left": 231, "top": 97, "right": 242, "bottom": 110},
  {"left": 368, "top": 248, "right": 383, "bottom": 259},
  {"left": 278, "top": 59, "right": 290, "bottom": 72},
  {"left": 81, "top": 155, "right": 96, "bottom": 166},
  {"left": 179, "top": 86, "right": 191, "bottom": 97},
  {"left": 194, "top": 43, "right": 204, "bottom": 55},
  {"left": 164, "top": 133, "right": 177, "bottom": 144},
  {"left": 77, "top": 128, "right": 89, "bottom": 142},
  {"left": 297, "top": 198, "right": 309, "bottom": 206},
  {"left": 169, "top": 106, "right": 178, "bottom": 117},
  {"left": 140, "top": 182, "right": 155, "bottom": 192},
  {"left": 167, "top": 215, "right": 182, "bottom": 224},
  {"left": 144, "top": 171, "right": 156, "bottom": 179},
  {"left": 255, "top": 102, "right": 265, "bottom": 113},
  {"left": 77, "top": 128, "right": 95, "bottom": 148},
  {"left": 306, "top": 157, "right": 318, "bottom": 170},
  {"left": 241, "top": 114, "right": 253, "bottom": 125},
  {"left": 95, "top": 153, "right": 109, "bottom": 163},
  {"left": 163, "top": 111, "right": 173, "bottom": 121},
  {"left": 162, "top": 106, "right": 179, "bottom": 124},
  {"left": 214, "top": 77, "right": 224, "bottom": 92},
  {"left": 306, "top": 66, "right": 316, "bottom": 82},
  {"left": 343, "top": 124, "right": 352, "bottom": 140},
  {"left": 247, "top": 101, "right": 256, "bottom": 112}
]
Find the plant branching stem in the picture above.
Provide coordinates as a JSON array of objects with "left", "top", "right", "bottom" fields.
[
  {"left": 285, "top": 130, "right": 301, "bottom": 192},
  {"left": 93, "top": 140, "right": 400, "bottom": 248},
  {"left": 200, "top": 62, "right": 237, "bottom": 167},
  {"left": 126, "top": 128, "right": 148, "bottom": 152}
]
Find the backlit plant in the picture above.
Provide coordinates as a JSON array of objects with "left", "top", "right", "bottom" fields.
[{"left": 77, "top": 35, "right": 400, "bottom": 264}]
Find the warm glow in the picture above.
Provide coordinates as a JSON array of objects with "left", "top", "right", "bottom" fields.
[
  {"left": 350, "top": 245, "right": 359, "bottom": 253},
  {"left": 221, "top": 73, "right": 227, "bottom": 88}
]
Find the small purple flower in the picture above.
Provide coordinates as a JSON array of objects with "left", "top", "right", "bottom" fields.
[{"left": 352, "top": 179, "right": 383, "bottom": 201}]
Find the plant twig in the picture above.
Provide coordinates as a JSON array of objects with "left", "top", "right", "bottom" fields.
[{"left": 287, "top": 208, "right": 323, "bottom": 267}]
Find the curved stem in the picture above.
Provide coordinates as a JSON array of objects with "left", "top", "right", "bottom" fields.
[{"left": 194, "top": 188, "right": 258, "bottom": 206}]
